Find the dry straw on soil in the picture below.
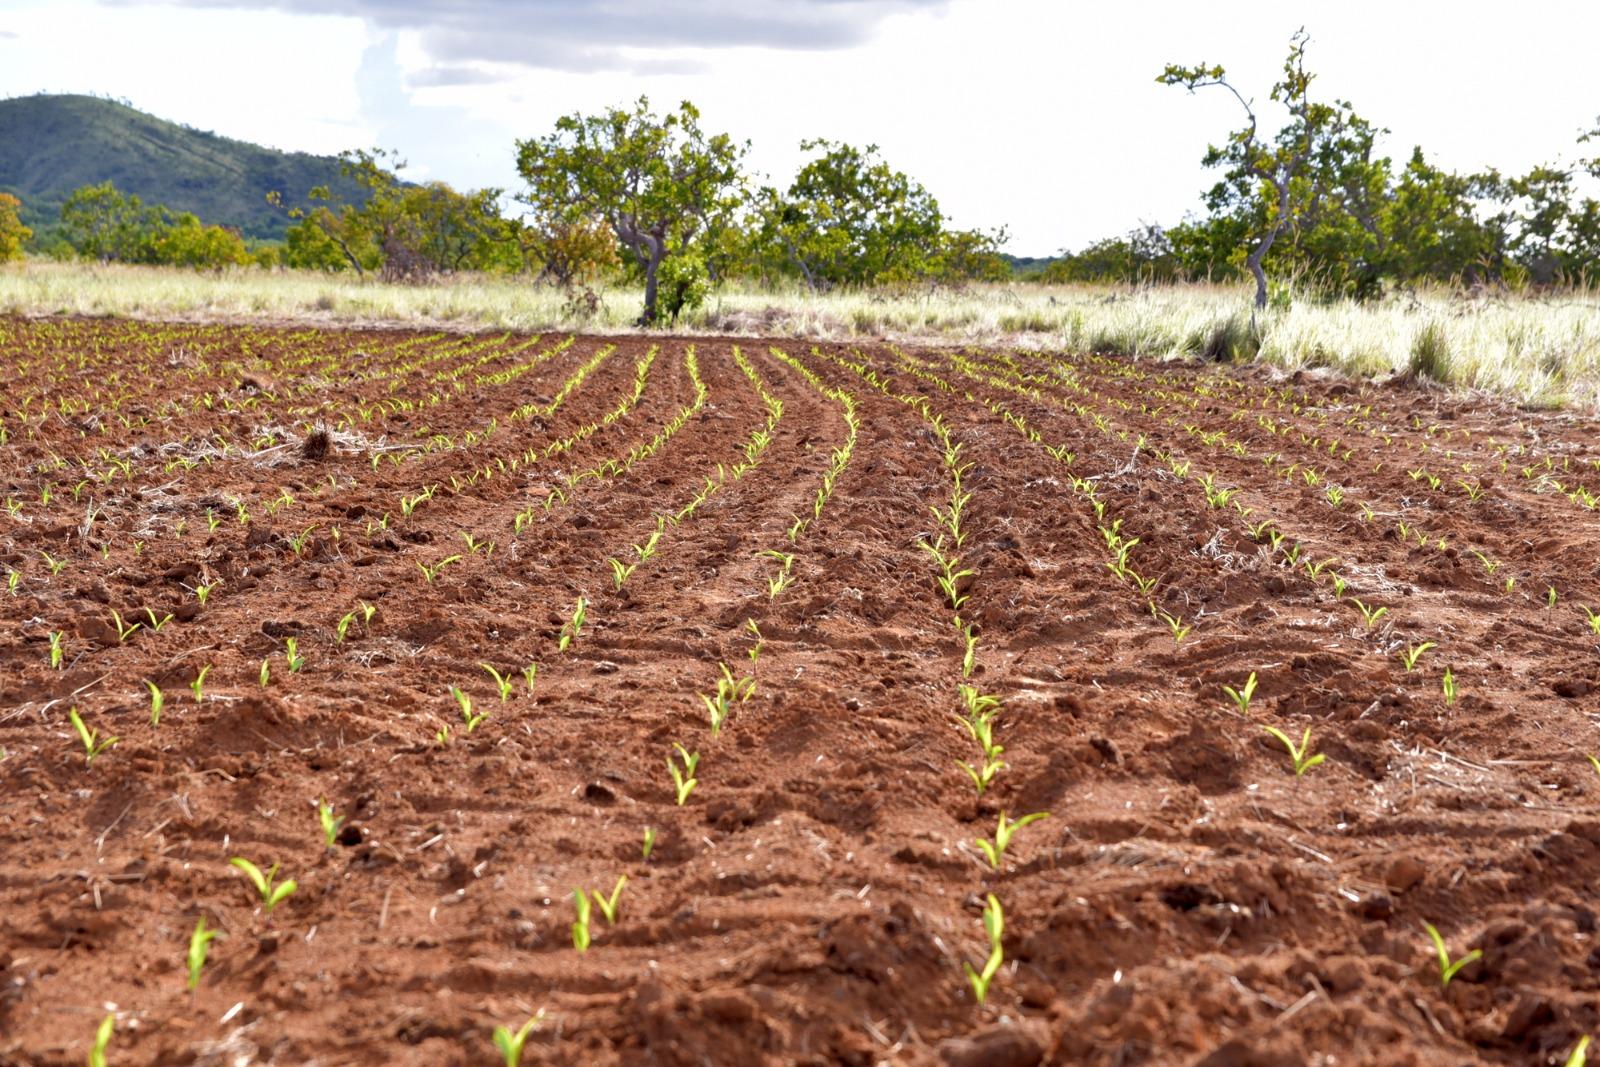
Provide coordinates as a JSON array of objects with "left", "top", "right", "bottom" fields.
[{"left": 4, "top": 260, "right": 1599, "bottom": 407}]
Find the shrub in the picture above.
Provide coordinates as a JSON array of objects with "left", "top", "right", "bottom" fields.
[{"left": 1408, "top": 320, "right": 1453, "bottom": 383}]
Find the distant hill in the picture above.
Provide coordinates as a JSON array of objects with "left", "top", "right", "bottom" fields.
[
  {"left": 1002, "top": 253, "right": 1062, "bottom": 278},
  {"left": 0, "top": 94, "right": 363, "bottom": 243}
]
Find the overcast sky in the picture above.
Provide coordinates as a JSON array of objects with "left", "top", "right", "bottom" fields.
[{"left": 2, "top": 0, "right": 1598, "bottom": 256}]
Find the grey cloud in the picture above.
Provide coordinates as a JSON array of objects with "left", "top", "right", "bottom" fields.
[
  {"left": 0, "top": 30, "right": 19, "bottom": 39},
  {"left": 405, "top": 65, "right": 508, "bottom": 88},
  {"left": 145, "top": 0, "right": 946, "bottom": 71}
]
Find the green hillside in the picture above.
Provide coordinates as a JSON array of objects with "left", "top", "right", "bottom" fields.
[{"left": 0, "top": 94, "right": 362, "bottom": 243}]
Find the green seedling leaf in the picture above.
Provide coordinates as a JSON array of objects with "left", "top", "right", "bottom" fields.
[
  {"left": 187, "top": 916, "right": 220, "bottom": 991},
  {"left": 451, "top": 686, "right": 486, "bottom": 731},
  {"left": 1398, "top": 641, "right": 1437, "bottom": 671},
  {"left": 1262, "top": 724, "right": 1325, "bottom": 776},
  {"left": 318, "top": 799, "right": 344, "bottom": 847},
  {"left": 976, "top": 811, "right": 1049, "bottom": 870},
  {"left": 109, "top": 608, "right": 141, "bottom": 642},
  {"left": 1222, "top": 671, "right": 1258, "bottom": 715},
  {"left": 962, "top": 893, "right": 1005, "bottom": 1005},
  {"left": 68, "top": 706, "right": 118, "bottom": 765},
  {"left": 591, "top": 875, "right": 627, "bottom": 925},
  {"left": 571, "top": 888, "right": 592, "bottom": 952},
  {"left": 229, "top": 857, "right": 297, "bottom": 916},
  {"left": 492, "top": 1011, "right": 545, "bottom": 1067},
  {"left": 1351, "top": 598, "right": 1388, "bottom": 628},
  {"left": 481, "top": 663, "right": 514, "bottom": 701},
  {"left": 190, "top": 664, "right": 212, "bottom": 703},
  {"left": 88, "top": 1013, "right": 115, "bottom": 1067},
  {"left": 668, "top": 744, "right": 699, "bottom": 806},
  {"left": 1422, "top": 920, "right": 1482, "bottom": 987}
]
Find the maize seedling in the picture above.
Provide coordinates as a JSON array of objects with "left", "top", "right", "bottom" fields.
[
  {"left": 963, "top": 894, "right": 1005, "bottom": 1005},
  {"left": 187, "top": 916, "right": 219, "bottom": 991},
  {"left": 145, "top": 681, "right": 164, "bottom": 726},
  {"left": 607, "top": 557, "right": 637, "bottom": 588},
  {"left": 701, "top": 663, "right": 754, "bottom": 736},
  {"left": 1262, "top": 725, "right": 1325, "bottom": 776},
  {"left": 481, "top": 664, "right": 515, "bottom": 701},
  {"left": 417, "top": 554, "right": 462, "bottom": 584},
  {"left": 1222, "top": 672, "right": 1257, "bottom": 715},
  {"left": 1157, "top": 608, "right": 1191, "bottom": 644},
  {"left": 558, "top": 597, "right": 588, "bottom": 651},
  {"left": 451, "top": 686, "right": 486, "bottom": 732},
  {"left": 976, "top": 811, "right": 1049, "bottom": 869},
  {"left": 1398, "top": 641, "right": 1437, "bottom": 671},
  {"left": 668, "top": 744, "right": 699, "bottom": 805},
  {"left": 318, "top": 799, "right": 344, "bottom": 847},
  {"left": 88, "top": 1013, "right": 114, "bottom": 1067},
  {"left": 959, "top": 752, "right": 1006, "bottom": 795},
  {"left": 229, "top": 857, "right": 297, "bottom": 916},
  {"left": 68, "top": 706, "right": 118, "bottom": 765},
  {"left": 571, "top": 889, "right": 593, "bottom": 951},
  {"left": 591, "top": 876, "right": 627, "bottom": 924},
  {"left": 109, "top": 608, "right": 141, "bottom": 642},
  {"left": 1351, "top": 599, "right": 1388, "bottom": 628},
  {"left": 493, "top": 1012, "right": 545, "bottom": 1067},
  {"left": 191, "top": 664, "right": 211, "bottom": 704},
  {"left": 1422, "top": 921, "right": 1481, "bottom": 987}
]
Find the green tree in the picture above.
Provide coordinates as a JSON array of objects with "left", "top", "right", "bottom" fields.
[
  {"left": 0, "top": 193, "right": 30, "bottom": 262},
  {"left": 1043, "top": 223, "right": 1180, "bottom": 284},
  {"left": 156, "top": 213, "right": 250, "bottom": 269},
  {"left": 273, "top": 149, "right": 516, "bottom": 279},
  {"left": 509, "top": 212, "right": 618, "bottom": 287},
  {"left": 1160, "top": 29, "right": 1373, "bottom": 308},
  {"left": 755, "top": 140, "right": 948, "bottom": 290},
  {"left": 1375, "top": 150, "right": 1498, "bottom": 284},
  {"left": 60, "top": 182, "right": 156, "bottom": 262},
  {"left": 515, "top": 97, "right": 746, "bottom": 325},
  {"left": 931, "top": 226, "right": 1012, "bottom": 283},
  {"left": 282, "top": 210, "right": 361, "bottom": 272}
]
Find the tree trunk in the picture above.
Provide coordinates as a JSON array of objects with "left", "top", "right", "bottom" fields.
[
  {"left": 1246, "top": 245, "right": 1270, "bottom": 309},
  {"left": 1248, "top": 175, "right": 1293, "bottom": 311},
  {"left": 640, "top": 248, "right": 663, "bottom": 326}
]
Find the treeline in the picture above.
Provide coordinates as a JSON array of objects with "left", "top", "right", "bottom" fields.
[
  {"left": 1043, "top": 32, "right": 1600, "bottom": 300},
  {"left": 4, "top": 100, "right": 1009, "bottom": 324},
  {"left": 1039, "top": 150, "right": 1600, "bottom": 295}
]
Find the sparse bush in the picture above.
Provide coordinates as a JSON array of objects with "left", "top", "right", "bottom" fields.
[
  {"left": 1408, "top": 320, "right": 1453, "bottom": 383},
  {"left": 1197, "top": 312, "right": 1258, "bottom": 363}
]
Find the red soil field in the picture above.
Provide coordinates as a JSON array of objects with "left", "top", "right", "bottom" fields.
[{"left": 2, "top": 317, "right": 1599, "bottom": 1066}]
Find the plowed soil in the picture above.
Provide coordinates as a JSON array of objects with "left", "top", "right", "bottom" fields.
[{"left": 3, "top": 317, "right": 1600, "bottom": 1067}]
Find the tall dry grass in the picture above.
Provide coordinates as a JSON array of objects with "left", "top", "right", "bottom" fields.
[{"left": 3, "top": 261, "right": 1598, "bottom": 407}]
